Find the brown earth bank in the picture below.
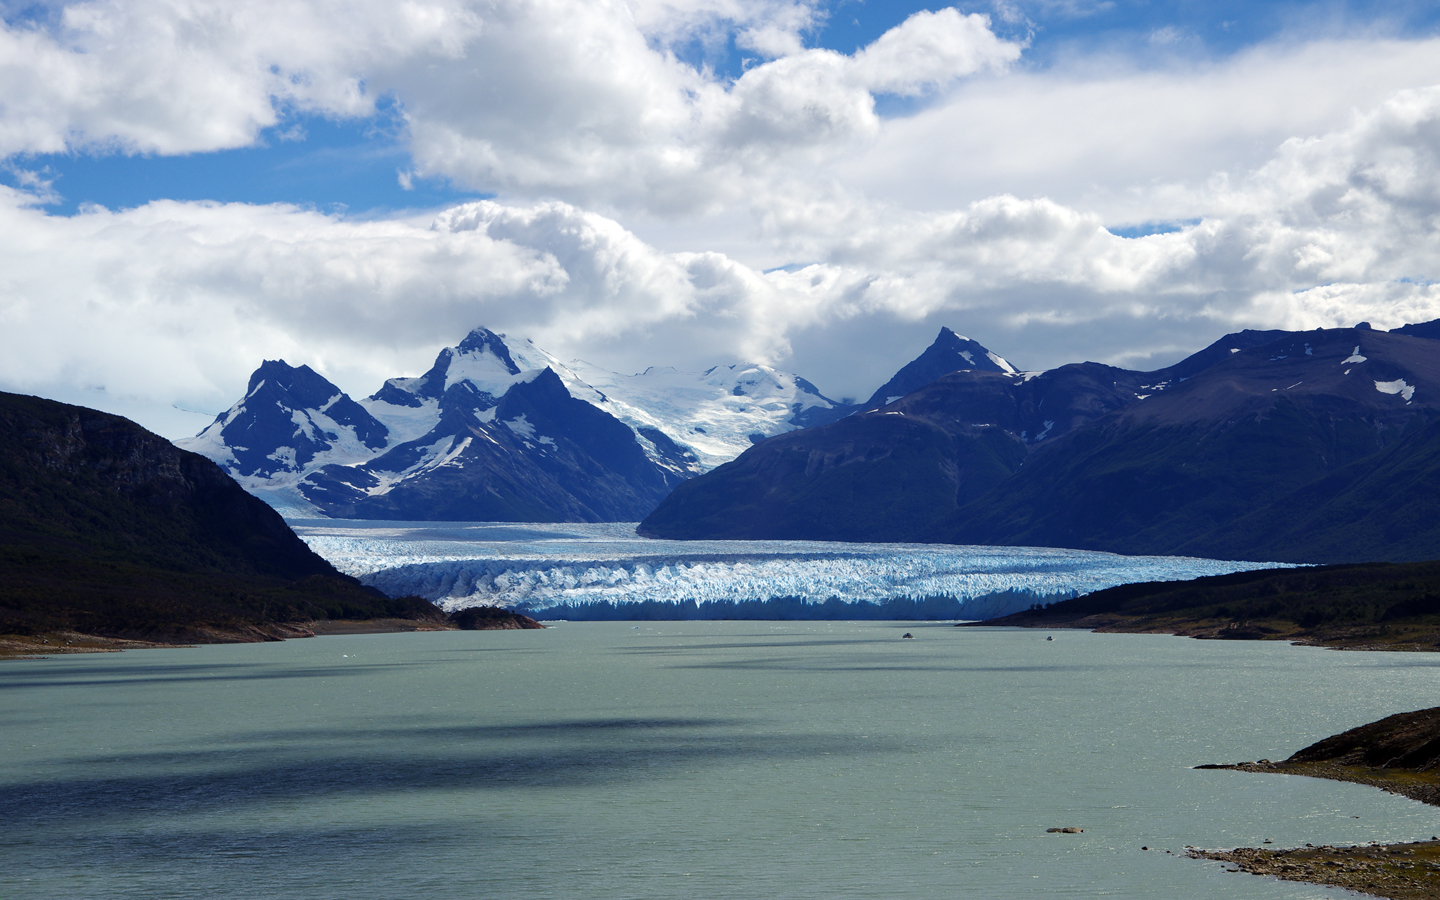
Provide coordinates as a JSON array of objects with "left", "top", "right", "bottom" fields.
[
  {"left": 966, "top": 561, "right": 1440, "bottom": 651},
  {"left": 1191, "top": 707, "right": 1440, "bottom": 898}
]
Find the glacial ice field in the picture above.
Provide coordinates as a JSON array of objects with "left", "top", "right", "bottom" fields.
[{"left": 290, "top": 519, "right": 1292, "bottom": 619}]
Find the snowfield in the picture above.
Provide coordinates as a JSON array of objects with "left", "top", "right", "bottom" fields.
[{"left": 291, "top": 519, "right": 1291, "bottom": 619}]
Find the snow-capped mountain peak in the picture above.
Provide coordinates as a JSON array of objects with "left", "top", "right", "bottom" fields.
[
  {"left": 181, "top": 326, "right": 861, "bottom": 517},
  {"left": 181, "top": 360, "right": 389, "bottom": 495},
  {"left": 863, "top": 328, "right": 1017, "bottom": 409}
]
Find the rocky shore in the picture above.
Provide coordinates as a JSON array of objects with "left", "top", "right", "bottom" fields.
[
  {"left": 1188, "top": 840, "right": 1440, "bottom": 899},
  {"left": 1193, "top": 707, "right": 1440, "bottom": 898}
]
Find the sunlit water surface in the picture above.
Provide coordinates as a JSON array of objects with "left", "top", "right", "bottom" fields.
[{"left": 5, "top": 623, "right": 1440, "bottom": 899}]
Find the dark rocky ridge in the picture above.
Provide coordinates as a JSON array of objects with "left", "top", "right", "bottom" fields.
[
  {"left": 450, "top": 606, "right": 545, "bottom": 630},
  {"left": 0, "top": 392, "right": 441, "bottom": 644},
  {"left": 946, "top": 328, "right": 1440, "bottom": 560}
]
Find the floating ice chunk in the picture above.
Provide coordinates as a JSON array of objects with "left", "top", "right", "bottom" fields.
[
  {"left": 1343, "top": 346, "right": 1367, "bottom": 364},
  {"left": 1375, "top": 378, "right": 1415, "bottom": 401}
]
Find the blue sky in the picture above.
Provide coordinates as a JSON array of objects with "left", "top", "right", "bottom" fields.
[{"left": 1, "top": 0, "right": 1439, "bottom": 438}]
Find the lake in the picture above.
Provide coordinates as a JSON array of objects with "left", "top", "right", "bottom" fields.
[{"left": 4, "top": 623, "right": 1439, "bottom": 899}]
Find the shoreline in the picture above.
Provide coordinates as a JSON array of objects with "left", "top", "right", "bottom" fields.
[
  {"left": 970, "top": 613, "right": 1440, "bottom": 653},
  {"left": 1189, "top": 740, "right": 1440, "bottom": 897},
  {"left": 1187, "top": 839, "right": 1440, "bottom": 899},
  {"left": 0, "top": 619, "right": 460, "bottom": 660}
]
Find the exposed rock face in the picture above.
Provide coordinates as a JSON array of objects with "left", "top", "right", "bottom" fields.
[
  {"left": 217, "top": 360, "right": 389, "bottom": 478},
  {"left": 639, "top": 328, "right": 1290, "bottom": 543},
  {"left": 304, "top": 368, "right": 688, "bottom": 521},
  {"left": 947, "top": 328, "right": 1440, "bottom": 561}
]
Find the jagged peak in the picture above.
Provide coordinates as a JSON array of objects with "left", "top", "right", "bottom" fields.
[
  {"left": 244, "top": 360, "right": 343, "bottom": 406},
  {"left": 863, "top": 328, "right": 1016, "bottom": 408},
  {"left": 454, "top": 327, "right": 522, "bottom": 372}
]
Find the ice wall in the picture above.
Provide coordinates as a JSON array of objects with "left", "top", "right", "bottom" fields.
[{"left": 292, "top": 520, "right": 1292, "bottom": 620}]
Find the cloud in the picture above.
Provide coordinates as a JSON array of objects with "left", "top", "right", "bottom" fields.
[
  {"left": 0, "top": 1, "right": 1021, "bottom": 215},
  {"left": 0, "top": 191, "right": 809, "bottom": 428},
  {"left": 3, "top": 3, "right": 1440, "bottom": 437},
  {"left": 0, "top": 0, "right": 451, "bottom": 157},
  {"left": 835, "top": 37, "right": 1440, "bottom": 229},
  {"left": 5, "top": 77, "right": 1440, "bottom": 438},
  {"left": 400, "top": 4, "right": 1021, "bottom": 211}
]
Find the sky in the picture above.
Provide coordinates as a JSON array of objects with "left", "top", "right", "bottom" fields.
[{"left": 3, "top": 0, "right": 1440, "bottom": 438}]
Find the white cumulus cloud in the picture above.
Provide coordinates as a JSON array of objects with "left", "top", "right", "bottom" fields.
[{"left": 3, "top": 2, "right": 1440, "bottom": 438}]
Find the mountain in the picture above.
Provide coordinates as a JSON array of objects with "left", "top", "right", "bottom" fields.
[
  {"left": 1390, "top": 316, "right": 1440, "bottom": 341},
  {"left": 640, "top": 326, "right": 1440, "bottom": 562},
  {"left": 303, "top": 368, "right": 685, "bottom": 521},
  {"left": 181, "top": 326, "right": 856, "bottom": 520},
  {"left": 638, "top": 327, "right": 1294, "bottom": 542},
  {"left": 946, "top": 327, "right": 1440, "bottom": 561},
  {"left": 862, "top": 327, "right": 1016, "bottom": 409},
  {"left": 0, "top": 392, "right": 441, "bottom": 643}
]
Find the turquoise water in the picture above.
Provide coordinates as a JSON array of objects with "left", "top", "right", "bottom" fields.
[{"left": 4, "top": 623, "right": 1440, "bottom": 899}]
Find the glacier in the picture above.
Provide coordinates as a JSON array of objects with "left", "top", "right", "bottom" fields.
[{"left": 291, "top": 519, "right": 1293, "bottom": 620}]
